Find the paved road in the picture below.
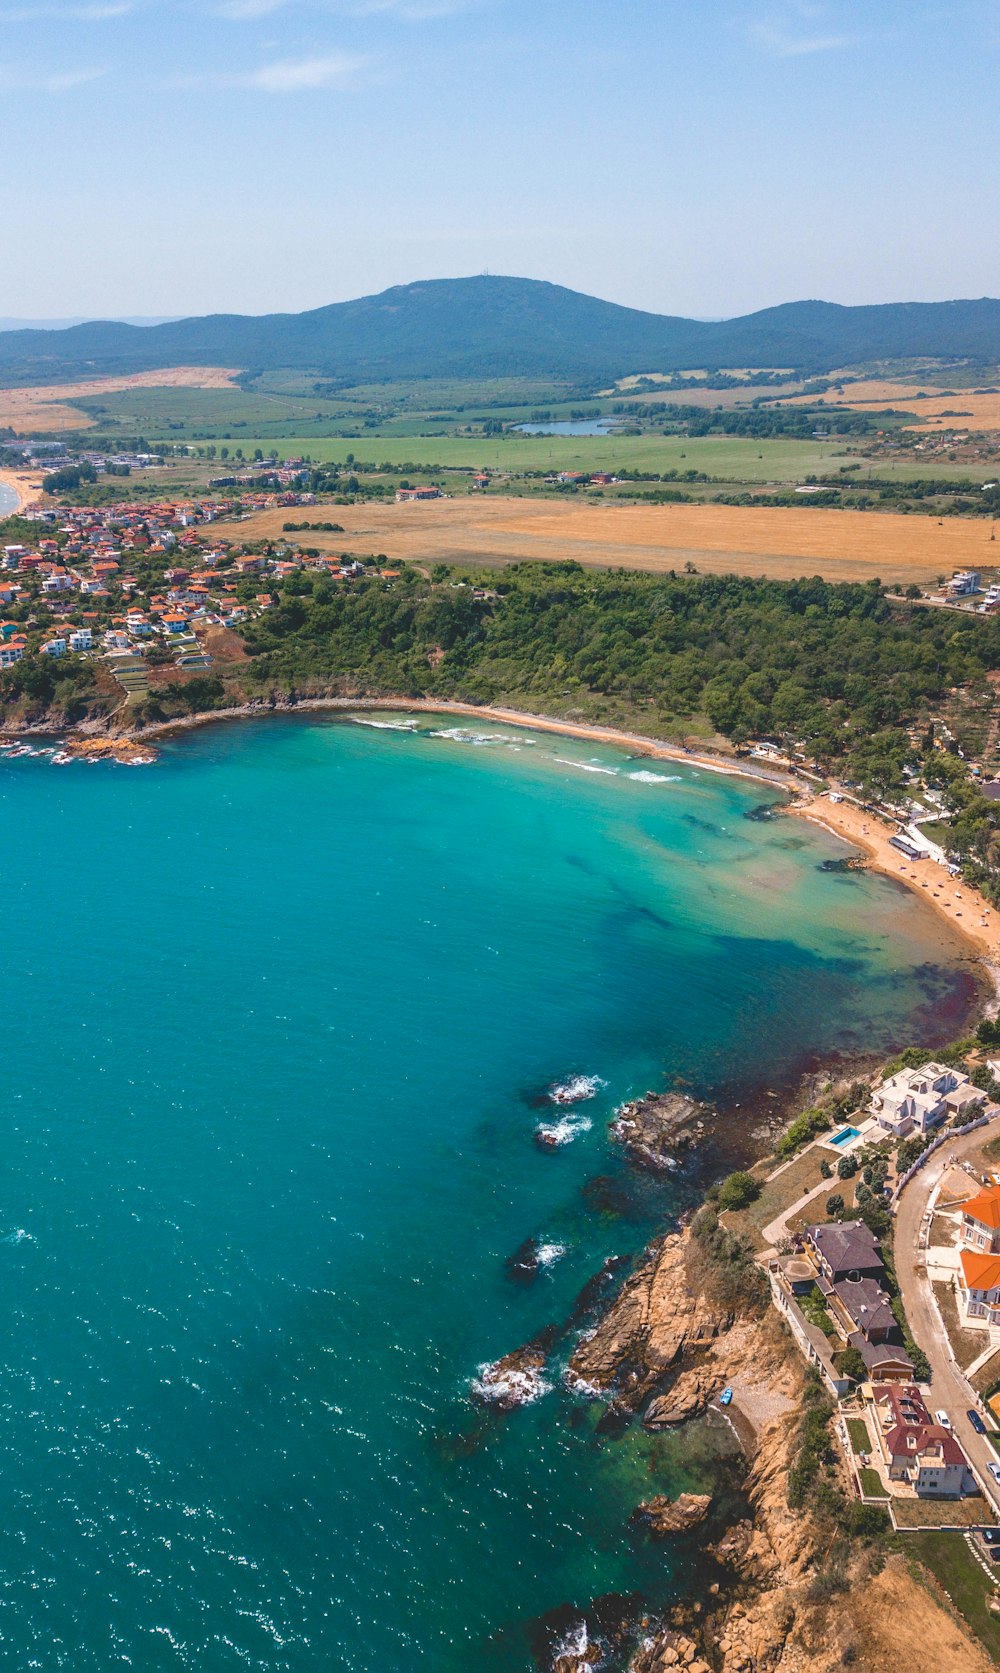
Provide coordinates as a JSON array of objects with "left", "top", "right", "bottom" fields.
[{"left": 894, "top": 1128, "right": 1000, "bottom": 1516}]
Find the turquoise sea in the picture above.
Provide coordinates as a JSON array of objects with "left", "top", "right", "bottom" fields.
[{"left": 0, "top": 715, "right": 978, "bottom": 1670}]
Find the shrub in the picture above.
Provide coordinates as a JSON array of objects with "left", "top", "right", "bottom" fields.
[
  {"left": 838, "top": 1347, "right": 867, "bottom": 1384},
  {"left": 826, "top": 1193, "right": 845, "bottom": 1216},
  {"left": 776, "top": 1106, "right": 833, "bottom": 1158},
  {"left": 717, "top": 1170, "right": 761, "bottom": 1211},
  {"left": 837, "top": 1154, "right": 858, "bottom": 1180}
]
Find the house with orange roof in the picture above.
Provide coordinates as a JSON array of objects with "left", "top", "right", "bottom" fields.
[
  {"left": 957, "top": 1248, "right": 1000, "bottom": 1328},
  {"left": 961, "top": 1182, "right": 1000, "bottom": 1253}
]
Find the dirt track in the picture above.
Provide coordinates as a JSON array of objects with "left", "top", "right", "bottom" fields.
[{"left": 217, "top": 495, "right": 1000, "bottom": 583}]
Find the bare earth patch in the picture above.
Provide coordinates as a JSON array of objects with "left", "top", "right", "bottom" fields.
[
  {"left": 211, "top": 495, "right": 1000, "bottom": 584},
  {"left": 0, "top": 366, "right": 241, "bottom": 434},
  {"left": 788, "top": 377, "right": 1000, "bottom": 433},
  {"left": 841, "top": 1553, "right": 995, "bottom": 1671}
]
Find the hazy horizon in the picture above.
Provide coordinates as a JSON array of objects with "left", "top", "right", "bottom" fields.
[
  {"left": 0, "top": 0, "right": 997, "bottom": 321},
  {"left": 3, "top": 276, "right": 1000, "bottom": 338}
]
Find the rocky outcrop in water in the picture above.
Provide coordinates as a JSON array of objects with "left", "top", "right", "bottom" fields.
[
  {"left": 609, "top": 1092, "right": 707, "bottom": 1172},
  {"left": 633, "top": 1493, "right": 712, "bottom": 1537},
  {"left": 470, "top": 1326, "right": 558, "bottom": 1411},
  {"left": 567, "top": 1230, "right": 731, "bottom": 1416}
]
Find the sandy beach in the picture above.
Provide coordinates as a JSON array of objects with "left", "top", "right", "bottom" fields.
[
  {"left": 791, "top": 791, "right": 1000, "bottom": 969},
  {"left": 138, "top": 694, "right": 799, "bottom": 789},
  {"left": 51, "top": 689, "right": 1000, "bottom": 980},
  {"left": 0, "top": 467, "right": 43, "bottom": 514}
]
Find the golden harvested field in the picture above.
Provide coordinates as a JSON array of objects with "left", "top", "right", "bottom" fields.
[
  {"left": 0, "top": 366, "right": 240, "bottom": 434},
  {"left": 789, "top": 378, "right": 1000, "bottom": 432},
  {"left": 221, "top": 494, "right": 1000, "bottom": 583}
]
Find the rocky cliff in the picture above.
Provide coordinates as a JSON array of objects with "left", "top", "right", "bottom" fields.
[{"left": 559, "top": 1223, "right": 992, "bottom": 1673}]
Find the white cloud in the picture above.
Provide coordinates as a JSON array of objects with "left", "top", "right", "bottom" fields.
[
  {"left": 0, "top": 1, "right": 131, "bottom": 16},
  {"left": 216, "top": 0, "right": 288, "bottom": 18},
  {"left": 750, "top": 20, "right": 858, "bottom": 56},
  {"left": 0, "top": 61, "right": 107, "bottom": 86},
  {"left": 182, "top": 49, "right": 368, "bottom": 90},
  {"left": 217, "top": 0, "right": 471, "bottom": 18}
]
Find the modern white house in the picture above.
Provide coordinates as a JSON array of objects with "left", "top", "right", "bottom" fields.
[
  {"left": 949, "top": 570, "right": 981, "bottom": 596},
  {"left": 956, "top": 1183, "right": 1000, "bottom": 1329},
  {"left": 68, "top": 628, "right": 92, "bottom": 652},
  {"left": 870, "top": 1062, "right": 985, "bottom": 1138}
]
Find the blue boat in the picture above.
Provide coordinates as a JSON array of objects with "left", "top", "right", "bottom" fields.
[{"left": 719, "top": 1387, "right": 733, "bottom": 1407}]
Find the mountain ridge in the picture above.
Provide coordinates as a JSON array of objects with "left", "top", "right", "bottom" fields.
[{"left": 2, "top": 275, "right": 999, "bottom": 387}]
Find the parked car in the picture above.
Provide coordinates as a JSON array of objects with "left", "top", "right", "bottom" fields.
[
  {"left": 988, "top": 1461, "right": 1000, "bottom": 1485},
  {"left": 968, "top": 1408, "right": 988, "bottom": 1435},
  {"left": 935, "top": 1410, "right": 952, "bottom": 1429},
  {"left": 718, "top": 1388, "right": 733, "bottom": 1407}
]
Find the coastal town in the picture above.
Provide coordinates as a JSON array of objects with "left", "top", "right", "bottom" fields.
[{"left": 7, "top": 460, "right": 1000, "bottom": 1665}]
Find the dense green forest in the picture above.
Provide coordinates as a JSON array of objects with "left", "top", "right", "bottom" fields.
[
  {"left": 238, "top": 565, "right": 993, "bottom": 766},
  {"left": 9, "top": 563, "right": 1000, "bottom": 892},
  {"left": 3, "top": 276, "right": 1000, "bottom": 384}
]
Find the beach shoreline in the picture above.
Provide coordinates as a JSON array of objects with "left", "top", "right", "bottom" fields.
[
  {"left": 0, "top": 467, "right": 43, "bottom": 514},
  {"left": 9, "top": 688, "right": 999, "bottom": 982},
  {"left": 134, "top": 694, "right": 803, "bottom": 788},
  {"left": 135, "top": 695, "right": 1000, "bottom": 978},
  {"left": 789, "top": 791, "right": 1000, "bottom": 982}
]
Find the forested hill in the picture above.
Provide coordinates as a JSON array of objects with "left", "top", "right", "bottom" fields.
[{"left": 2, "top": 277, "right": 1000, "bottom": 385}]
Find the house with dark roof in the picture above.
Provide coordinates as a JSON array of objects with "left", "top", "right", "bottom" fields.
[
  {"left": 821, "top": 1273, "right": 914, "bottom": 1382},
  {"left": 803, "top": 1221, "right": 885, "bottom": 1286}
]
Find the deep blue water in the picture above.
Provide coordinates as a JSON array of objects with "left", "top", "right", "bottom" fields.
[{"left": 0, "top": 715, "right": 977, "bottom": 1670}]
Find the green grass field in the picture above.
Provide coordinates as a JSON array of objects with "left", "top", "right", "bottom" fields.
[{"left": 196, "top": 432, "right": 872, "bottom": 481}]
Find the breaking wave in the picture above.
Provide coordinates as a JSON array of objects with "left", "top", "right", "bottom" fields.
[
  {"left": 549, "top": 1073, "right": 606, "bottom": 1105},
  {"left": 628, "top": 769, "right": 682, "bottom": 784},
  {"left": 348, "top": 715, "right": 420, "bottom": 731},
  {"left": 553, "top": 757, "right": 618, "bottom": 776},
  {"left": 470, "top": 1361, "right": 552, "bottom": 1407},
  {"left": 535, "top": 1114, "right": 593, "bottom": 1147}
]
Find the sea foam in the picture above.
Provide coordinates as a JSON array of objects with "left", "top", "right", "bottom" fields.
[{"left": 548, "top": 1073, "right": 606, "bottom": 1105}]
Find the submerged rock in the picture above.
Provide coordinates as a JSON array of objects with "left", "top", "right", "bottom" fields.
[
  {"left": 505, "top": 1237, "right": 567, "bottom": 1285},
  {"left": 609, "top": 1092, "right": 707, "bottom": 1172},
  {"left": 632, "top": 1493, "right": 712, "bottom": 1538}
]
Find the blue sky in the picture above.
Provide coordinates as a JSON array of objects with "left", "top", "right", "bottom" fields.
[{"left": 1, "top": 0, "right": 997, "bottom": 319}]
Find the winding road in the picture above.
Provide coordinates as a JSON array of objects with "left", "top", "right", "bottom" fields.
[{"left": 893, "top": 1125, "right": 1000, "bottom": 1516}]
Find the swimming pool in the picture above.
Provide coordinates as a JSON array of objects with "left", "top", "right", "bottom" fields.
[{"left": 830, "top": 1125, "right": 861, "bottom": 1147}]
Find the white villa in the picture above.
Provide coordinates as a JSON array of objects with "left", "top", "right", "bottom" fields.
[{"left": 870, "top": 1062, "right": 985, "bottom": 1138}]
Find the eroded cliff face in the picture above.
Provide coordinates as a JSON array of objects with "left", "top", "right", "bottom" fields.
[{"left": 562, "top": 1225, "right": 992, "bottom": 1673}]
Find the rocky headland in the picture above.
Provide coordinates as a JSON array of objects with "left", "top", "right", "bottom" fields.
[{"left": 537, "top": 1220, "right": 993, "bottom": 1673}]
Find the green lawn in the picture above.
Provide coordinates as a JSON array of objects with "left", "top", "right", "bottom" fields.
[
  {"left": 908, "top": 1531, "right": 1000, "bottom": 1660},
  {"left": 847, "top": 1417, "right": 871, "bottom": 1455},
  {"left": 859, "top": 1466, "right": 887, "bottom": 1497},
  {"left": 196, "top": 432, "right": 870, "bottom": 482}
]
